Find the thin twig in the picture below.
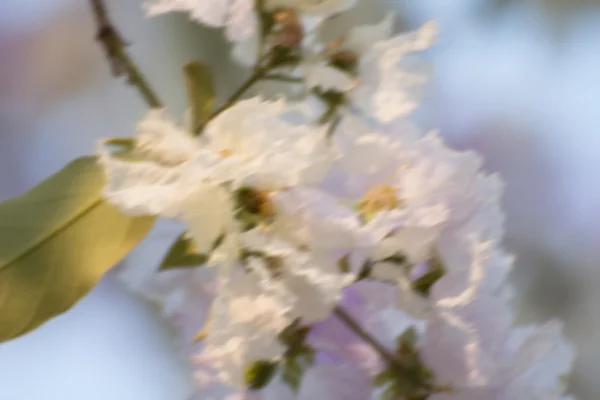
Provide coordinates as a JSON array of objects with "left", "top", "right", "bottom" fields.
[
  {"left": 90, "top": 0, "right": 162, "bottom": 108},
  {"left": 333, "top": 305, "right": 398, "bottom": 366},
  {"left": 208, "top": 66, "right": 269, "bottom": 121},
  {"left": 335, "top": 305, "right": 453, "bottom": 394},
  {"left": 263, "top": 74, "right": 304, "bottom": 83},
  {"left": 326, "top": 115, "right": 341, "bottom": 138}
]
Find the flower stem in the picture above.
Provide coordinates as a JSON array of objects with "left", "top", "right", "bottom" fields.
[
  {"left": 333, "top": 305, "right": 398, "bottom": 366},
  {"left": 263, "top": 74, "right": 304, "bottom": 83},
  {"left": 335, "top": 305, "right": 453, "bottom": 395},
  {"left": 208, "top": 66, "right": 270, "bottom": 121},
  {"left": 90, "top": 0, "right": 162, "bottom": 108}
]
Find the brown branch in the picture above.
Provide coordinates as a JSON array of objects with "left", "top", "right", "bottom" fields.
[{"left": 90, "top": 0, "right": 162, "bottom": 108}]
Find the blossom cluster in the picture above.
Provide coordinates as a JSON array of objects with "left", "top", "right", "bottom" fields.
[{"left": 99, "top": 1, "right": 575, "bottom": 399}]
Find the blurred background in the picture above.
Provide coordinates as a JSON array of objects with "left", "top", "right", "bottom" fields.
[{"left": 0, "top": 0, "right": 599, "bottom": 398}]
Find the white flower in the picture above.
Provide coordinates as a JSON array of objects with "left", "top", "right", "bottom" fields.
[
  {"left": 145, "top": 0, "right": 358, "bottom": 52},
  {"left": 199, "top": 98, "right": 332, "bottom": 189},
  {"left": 408, "top": 233, "right": 573, "bottom": 400},
  {"left": 424, "top": 306, "right": 574, "bottom": 400},
  {"left": 352, "top": 21, "right": 437, "bottom": 123},
  {"left": 308, "top": 280, "right": 427, "bottom": 396},
  {"left": 311, "top": 280, "right": 425, "bottom": 358},
  {"left": 197, "top": 271, "right": 290, "bottom": 388},
  {"left": 328, "top": 106, "right": 572, "bottom": 399},
  {"left": 272, "top": 187, "right": 400, "bottom": 274},
  {"left": 242, "top": 228, "right": 354, "bottom": 322},
  {"left": 145, "top": 0, "right": 257, "bottom": 41},
  {"left": 99, "top": 98, "right": 333, "bottom": 260},
  {"left": 234, "top": 11, "right": 393, "bottom": 96},
  {"left": 334, "top": 113, "right": 502, "bottom": 272},
  {"left": 98, "top": 110, "right": 217, "bottom": 218},
  {"left": 302, "top": 13, "right": 394, "bottom": 93},
  {"left": 302, "top": 13, "right": 395, "bottom": 93},
  {"left": 306, "top": 246, "right": 573, "bottom": 399}
]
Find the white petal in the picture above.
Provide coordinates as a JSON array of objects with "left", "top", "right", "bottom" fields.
[
  {"left": 199, "top": 272, "right": 290, "bottom": 388},
  {"left": 353, "top": 21, "right": 437, "bottom": 122},
  {"left": 508, "top": 322, "right": 574, "bottom": 397},
  {"left": 305, "top": 63, "right": 356, "bottom": 92},
  {"left": 136, "top": 109, "right": 199, "bottom": 166},
  {"left": 243, "top": 229, "right": 351, "bottom": 323},
  {"left": 232, "top": 36, "right": 260, "bottom": 67},
  {"left": 262, "top": 373, "right": 297, "bottom": 400},
  {"left": 205, "top": 98, "right": 333, "bottom": 189},
  {"left": 377, "top": 208, "right": 446, "bottom": 264},
  {"left": 272, "top": 187, "right": 367, "bottom": 271},
  {"left": 145, "top": 0, "right": 229, "bottom": 27},
  {"left": 298, "top": 364, "right": 370, "bottom": 400},
  {"left": 182, "top": 184, "right": 236, "bottom": 253},
  {"left": 343, "top": 13, "right": 395, "bottom": 54},
  {"left": 335, "top": 114, "right": 413, "bottom": 199},
  {"left": 98, "top": 145, "right": 190, "bottom": 216},
  {"left": 226, "top": 0, "right": 258, "bottom": 41},
  {"left": 284, "top": 254, "right": 351, "bottom": 322}
]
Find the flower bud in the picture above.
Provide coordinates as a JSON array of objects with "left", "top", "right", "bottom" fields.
[{"left": 272, "top": 9, "right": 303, "bottom": 48}]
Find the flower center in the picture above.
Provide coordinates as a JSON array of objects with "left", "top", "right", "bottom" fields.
[
  {"left": 235, "top": 187, "right": 275, "bottom": 230},
  {"left": 219, "top": 148, "right": 234, "bottom": 158},
  {"left": 358, "top": 185, "right": 400, "bottom": 215}
]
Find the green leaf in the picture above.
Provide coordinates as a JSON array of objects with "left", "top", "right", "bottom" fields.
[
  {"left": 104, "top": 137, "right": 135, "bottom": 151},
  {"left": 278, "top": 319, "right": 312, "bottom": 355},
  {"left": 282, "top": 358, "right": 304, "bottom": 391},
  {"left": 160, "top": 233, "right": 209, "bottom": 271},
  {"left": 337, "top": 254, "right": 350, "bottom": 274},
  {"left": 244, "top": 360, "right": 279, "bottom": 390},
  {"left": 380, "top": 382, "right": 401, "bottom": 400},
  {"left": 313, "top": 89, "right": 345, "bottom": 125},
  {"left": 412, "top": 258, "right": 446, "bottom": 297},
  {"left": 373, "top": 368, "right": 395, "bottom": 387},
  {"left": 102, "top": 137, "right": 145, "bottom": 162},
  {"left": 378, "top": 252, "right": 407, "bottom": 265},
  {"left": 184, "top": 61, "right": 215, "bottom": 133},
  {"left": 398, "top": 326, "right": 419, "bottom": 348},
  {"left": 0, "top": 157, "right": 154, "bottom": 342}
]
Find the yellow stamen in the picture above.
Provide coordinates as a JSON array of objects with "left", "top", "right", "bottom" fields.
[
  {"left": 356, "top": 162, "right": 411, "bottom": 216},
  {"left": 358, "top": 185, "right": 400, "bottom": 214},
  {"left": 219, "top": 148, "right": 234, "bottom": 158}
]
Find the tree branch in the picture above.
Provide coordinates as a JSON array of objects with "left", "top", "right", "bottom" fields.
[{"left": 90, "top": 0, "right": 162, "bottom": 108}]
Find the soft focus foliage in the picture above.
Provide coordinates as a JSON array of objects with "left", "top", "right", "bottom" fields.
[{"left": 0, "top": 157, "right": 154, "bottom": 341}]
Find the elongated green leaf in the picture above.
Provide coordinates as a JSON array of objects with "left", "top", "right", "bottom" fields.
[
  {"left": 160, "top": 234, "right": 208, "bottom": 271},
  {"left": 184, "top": 61, "right": 215, "bottom": 133},
  {"left": 0, "top": 157, "right": 154, "bottom": 342},
  {"left": 104, "top": 137, "right": 135, "bottom": 151}
]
